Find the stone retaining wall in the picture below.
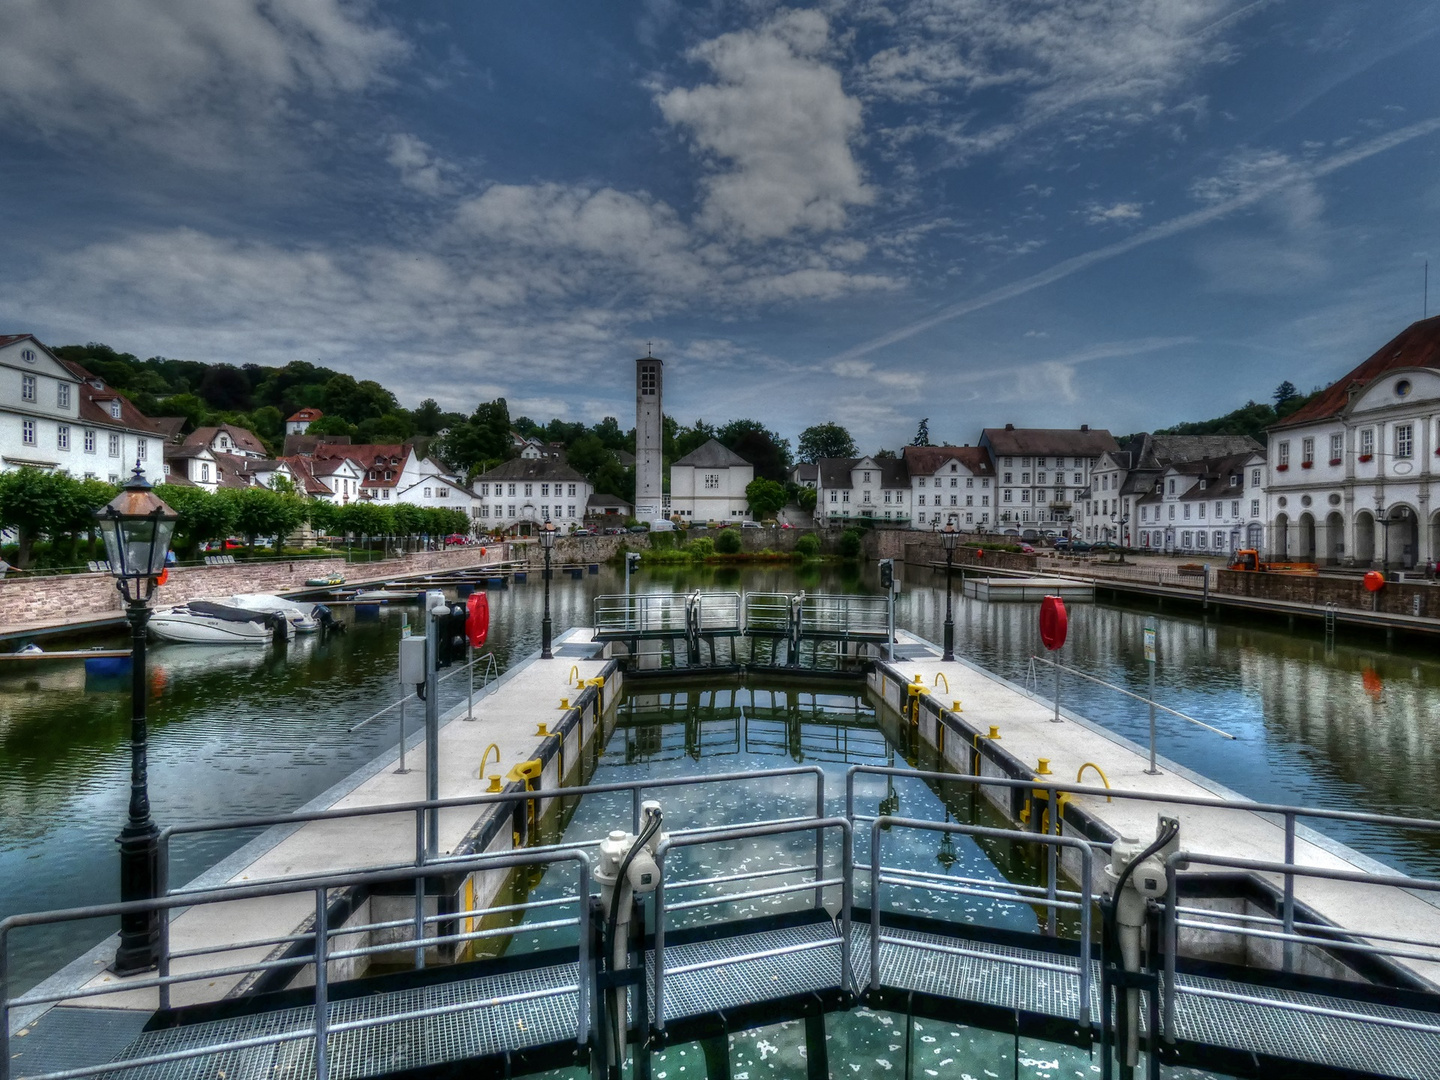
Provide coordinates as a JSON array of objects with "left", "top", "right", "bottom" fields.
[
  {"left": 1213, "top": 568, "right": 1440, "bottom": 618},
  {"left": 865, "top": 528, "right": 1038, "bottom": 572}
]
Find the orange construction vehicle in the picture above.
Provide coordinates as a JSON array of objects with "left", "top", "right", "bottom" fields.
[{"left": 1227, "top": 549, "right": 1318, "bottom": 575}]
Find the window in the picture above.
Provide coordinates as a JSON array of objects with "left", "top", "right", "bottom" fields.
[
  {"left": 522, "top": 483, "right": 532, "bottom": 496},
  {"left": 1021, "top": 490, "right": 1030, "bottom": 502},
  {"left": 1004, "top": 457, "right": 1013, "bottom": 467},
  {"left": 1197, "top": 503, "right": 1205, "bottom": 519},
  {"left": 982, "top": 478, "right": 989, "bottom": 488},
  {"left": 508, "top": 483, "right": 516, "bottom": 496},
  {"left": 541, "top": 505, "right": 550, "bottom": 518},
  {"left": 705, "top": 473, "right": 720, "bottom": 489},
  {"left": 918, "top": 495, "right": 926, "bottom": 506},
  {"left": 829, "top": 492, "right": 837, "bottom": 503},
  {"left": 137, "top": 440, "right": 146, "bottom": 461},
  {"left": 1197, "top": 532, "right": 1207, "bottom": 549},
  {"left": 1003, "top": 490, "right": 1012, "bottom": 502},
  {"left": 1168, "top": 479, "right": 1175, "bottom": 494},
  {"left": 508, "top": 504, "right": 516, "bottom": 516},
  {"left": 842, "top": 491, "right": 849, "bottom": 503},
  {"left": 950, "top": 477, "right": 957, "bottom": 487},
  {"left": 108, "top": 433, "right": 120, "bottom": 457},
  {"left": 110, "top": 401, "right": 122, "bottom": 419},
  {"left": 21, "top": 374, "right": 35, "bottom": 402},
  {"left": 1022, "top": 457, "right": 1031, "bottom": 467},
  {"left": 1184, "top": 504, "right": 1191, "bottom": 519},
  {"left": 965, "top": 477, "right": 973, "bottom": 488},
  {"left": 981, "top": 495, "right": 989, "bottom": 506},
  {"left": 22, "top": 419, "right": 35, "bottom": 445},
  {"left": 863, "top": 471, "right": 872, "bottom": 483},
  {"left": 568, "top": 484, "right": 576, "bottom": 497},
  {"left": 966, "top": 495, "right": 973, "bottom": 506},
  {"left": 201, "top": 463, "right": 209, "bottom": 482},
  {"left": 1003, "top": 472, "right": 1012, "bottom": 483},
  {"left": 1250, "top": 499, "right": 1260, "bottom": 517},
  {"left": 1037, "top": 472, "right": 1047, "bottom": 484},
  {"left": 1329, "top": 433, "right": 1342, "bottom": 462},
  {"left": 1231, "top": 500, "right": 1239, "bottom": 516},
  {"left": 1359, "top": 429, "right": 1374, "bottom": 458},
  {"left": 950, "top": 495, "right": 957, "bottom": 506},
  {"left": 481, "top": 484, "right": 489, "bottom": 496},
  {"left": 57, "top": 383, "right": 70, "bottom": 409},
  {"left": 640, "top": 365, "right": 657, "bottom": 395},
  {"left": 57, "top": 424, "right": 71, "bottom": 450},
  {"left": 1021, "top": 472, "right": 1030, "bottom": 484},
  {"left": 1277, "top": 441, "right": 1290, "bottom": 467},
  {"left": 1396, "top": 423, "right": 1414, "bottom": 459},
  {"left": 1214, "top": 501, "right": 1222, "bottom": 517},
  {"left": 1214, "top": 531, "right": 1225, "bottom": 549},
  {"left": 567, "top": 505, "right": 575, "bottom": 518},
  {"left": 436, "top": 487, "right": 448, "bottom": 498},
  {"left": 541, "top": 483, "right": 549, "bottom": 497},
  {"left": 1301, "top": 437, "right": 1314, "bottom": 465},
  {"left": 424, "top": 487, "right": 432, "bottom": 498},
  {"left": 382, "top": 488, "right": 390, "bottom": 500},
  {"left": 1168, "top": 505, "right": 1176, "bottom": 521},
  {"left": 1251, "top": 468, "right": 1261, "bottom": 486}
]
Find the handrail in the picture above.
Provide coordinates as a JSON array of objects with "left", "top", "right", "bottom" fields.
[
  {"left": 651, "top": 816, "right": 853, "bottom": 1033},
  {"left": 1026, "top": 654, "right": 1236, "bottom": 739},
  {"left": 868, "top": 816, "right": 1094, "bottom": 1027},
  {"left": 0, "top": 848, "right": 592, "bottom": 1080}
]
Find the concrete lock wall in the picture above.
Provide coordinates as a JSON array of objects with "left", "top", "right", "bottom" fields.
[
  {"left": 864, "top": 527, "right": 1039, "bottom": 572},
  {"left": 1213, "top": 568, "right": 1440, "bottom": 618}
]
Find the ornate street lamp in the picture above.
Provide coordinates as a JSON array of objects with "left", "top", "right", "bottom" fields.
[
  {"left": 96, "top": 464, "right": 178, "bottom": 975},
  {"left": 539, "top": 516, "right": 556, "bottom": 659},
  {"left": 940, "top": 521, "right": 958, "bottom": 662},
  {"left": 1109, "top": 507, "right": 1130, "bottom": 564}
]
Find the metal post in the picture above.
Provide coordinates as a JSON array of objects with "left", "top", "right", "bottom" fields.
[
  {"left": 396, "top": 696, "right": 408, "bottom": 774},
  {"left": 1053, "top": 659, "right": 1062, "bottom": 724},
  {"left": 115, "top": 597, "right": 161, "bottom": 974},
  {"left": 814, "top": 776, "right": 826, "bottom": 910},
  {"left": 541, "top": 541, "right": 554, "bottom": 659},
  {"left": 425, "top": 602, "right": 440, "bottom": 860},
  {"left": 886, "top": 583, "right": 895, "bottom": 662},
  {"left": 1202, "top": 564, "right": 1210, "bottom": 610},
  {"left": 653, "top": 849, "right": 667, "bottom": 1032},
  {"left": 1046, "top": 790, "right": 1059, "bottom": 935},
  {"left": 1144, "top": 621, "right": 1159, "bottom": 775},
  {"left": 313, "top": 887, "right": 330, "bottom": 1080},
  {"left": 942, "top": 547, "right": 955, "bottom": 662},
  {"left": 1163, "top": 863, "right": 1179, "bottom": 1041},
  {"left": 466, "top": 643, "right": 474, "bottom": 720},
  {"left": 414, "top": 810, "right": 426, "bottom": 971},
  {"left": 1282, "top": 813, "right": 1296, "bottom": 972}
]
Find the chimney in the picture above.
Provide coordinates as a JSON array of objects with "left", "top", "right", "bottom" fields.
[
  {"left": 1005, "top": 423, "right": 1015, "bottom": 431},
  {"left": 1080, "top": 424, "right": 1089, "bottom": 432}
]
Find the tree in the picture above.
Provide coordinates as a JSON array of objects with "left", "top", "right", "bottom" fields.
[
  {"left": 797, "top": 422, "right": 857, "bottom": 463},
  {"left": 227, "top": 486, "right": 307, "bottom": 554},
  {"left": 717, "top": 419, "right": 791, "bottom": 482},
  {"left": 794, "top": 533, "right": 820, "bottom": 558},
  {"left": 154, "top": 485, "right": 238, "bottom": 557},
  {"left": 199, "top": 364, "right": 254, "bottom": 411},
  {"left": 593, "top": 416, "right": 627, "bottom": 451},
  {"left": 0, "top": 468, "right": 78, "bottom": 566},
  {"left": 745, "top": 477, "right": 787, "bottom": 520},
  {"left": 1273, "top": 381, "right": 1299, "bottom": 408},
  {"left": 838, "top": 528, "right": 863, "bottom": 559},
  {"left": 797, "top": 486, "right": 818, "bottom": 513},
  {"left": 437, "top": 398, "right": 514, "bottom": 474},
  {"left": 412, "top": 399, "right": 446, "bottom": 436},
  {"left": 306, "top": 414, "right": 357, "bottom": 438},
  {"left": 912, "top": 418, "right": 931, "bottom": 447},
  {"left": 715, "top": 527, "right": 741, "bottom": 554}
]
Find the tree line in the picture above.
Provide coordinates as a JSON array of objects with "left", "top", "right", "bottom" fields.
[{"left": 0, "top": 467, "right": 470, "bottom": 568}]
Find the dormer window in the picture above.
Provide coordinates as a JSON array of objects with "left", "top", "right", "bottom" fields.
[
  {"left": 384, "top": 470, "right": 392, "bottom": 481},
  {"left": 90, "top": 378, "right": 104, "bottom": 391},
  {"left": 109, "top": 400, "right": 122, "bottom": 419}
]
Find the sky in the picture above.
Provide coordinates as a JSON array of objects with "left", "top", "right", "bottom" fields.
[{"left": 3, "top": 0, "right": 1440, "bottom": 452}]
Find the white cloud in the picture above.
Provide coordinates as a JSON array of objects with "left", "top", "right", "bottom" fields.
[
  {"left": 0, "top": 0, "right": 406, "bottom": 164},
  {"left": 386, "top": 133, "right": 453, "bottom": 197},
  {"left": 656, "top": 9, "right": 875, "bottom": 241},
  {"left": 1083, "top": 201, "right": 1144, "bottom": 226}
]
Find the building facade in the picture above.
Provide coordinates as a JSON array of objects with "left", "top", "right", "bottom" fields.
[
  {"left": 814, "top": 455, "right": 910, "bottom": 526},
  {"left": 978, "top": 425, "right": 1119, "bottom": 536},
  {"left": 902, "top": 446, "right": 995, "bottom": 528},
  {"left": 634, "top": 355, "right": 663, "bottom": 522},
  {"left": 1132, "top": 452, "right": 1266, "bottom": 555},
  {"left": 0, "top": 335, "right": 165, "bottom": 483},
  {"left": 1265, "top": 315, "right": 1440, "bottom": 569},
  {"left": 669, "top": 439, "right": 753, "bottom": 522},
  {"left": 472, "top": 458, "right": 593, "bottom": 533}
]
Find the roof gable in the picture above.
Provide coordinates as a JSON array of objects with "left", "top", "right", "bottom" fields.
[
  {"left": 1274, "top": 314, "right": 1440, "bottom": 429},
  {"left": 673, "top": 439, "right": 751, "bottom": 469}
]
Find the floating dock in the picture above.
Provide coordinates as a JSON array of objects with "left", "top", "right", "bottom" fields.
[{"left": 961, "top": 575, "right": 1095, "bottom": 602}]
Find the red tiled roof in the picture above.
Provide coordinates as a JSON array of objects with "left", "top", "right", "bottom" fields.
[
  {"left": 52, "top": 356, "right": 163, "bottom": 436},
  {"left": 1271, "top": 314, "right": 1440, "bottom": 430},
  {"left": 286, "top": 408, "right": 323, "bottom": 422},
  {"left": 279, "top": 455, "right": 335, "bottom": 497},
  {"left": 901, "top": 445, "right": 994, "bottom": 476},
  {"left": 184, "top": 424, "right": 268, "bottom": 456},
  {"left": 314, "top": 443, "right": 410, "bottom": 487}
]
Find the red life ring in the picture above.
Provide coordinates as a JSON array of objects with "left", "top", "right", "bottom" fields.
[
  {"left": 466, "top": 591, "right": 490, "bottom": 646},
  {"left": 1039, "top": 595, "right": 1068, "bottom": 651},
  {"left": 154, "top": 568, "right": 169, "bottom": 587},
  {"left": 1363, "top": 570, "right": 1385, "bottom": 593}
]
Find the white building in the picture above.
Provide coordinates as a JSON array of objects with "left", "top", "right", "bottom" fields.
[
  {"left": 634, "top": 355, "right": 663, "bottom": 522},
  {"left": 472, "top": 458, "right": 593, "bottom": 534},
  {"left": 669, "top": 439, "right": 753, "bottom": 522},
  {"left": 0, "top": 335, "right": 165, "bottom": 483},
  {"left": 1265, "top": 314, "right": 1440, "bottom": 568},
  {"left": 183, "top": 423, "right": 268, "bottom": 460},
  {"left": 814, "top": 455, "right": 910, "bottom": 526},
  {"left": 162, "top": 445, "right": 220, "bottom": 492},
  {"left": 286, "top": 408, "right": 322, "bottom": 435},
  {"left": 903, "top": 445, "right": 995, "bottom": 529},
  {"left": 1080, "top": 434, "right": 1263, "bottom": 545},
  {"left": 979, "top": 425, "right": 1119, "bottom": 537},
  {"left": 308, "top": 456, "right": 364, "bottom": 504},
  {"left": 1132, "top": 451, "right": 1266, "bottom": 556}
]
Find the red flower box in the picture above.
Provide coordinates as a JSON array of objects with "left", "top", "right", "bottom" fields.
[
  {"left": 1276, "top": 464, "right": 1289, "bottom": 472},
  {"left": 1301, "top": 461, "right": 1313, "bottom": 469},
  {"left": 1358, "top": 454, "right": 1373, "bottom": 463},
  {"left": 1329, "top": 458, "right": 1342, "bottom": 466}
]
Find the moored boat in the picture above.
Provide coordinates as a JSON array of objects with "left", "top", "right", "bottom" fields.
[
  {"left": 306, "top": 572, "right": 346, "bottom": 587},
  {"left": 222, "top": 593, "right": 322, "bottom": 633},
  {"left": 149, "top": 601, "right": 290, "bottom": 645}
]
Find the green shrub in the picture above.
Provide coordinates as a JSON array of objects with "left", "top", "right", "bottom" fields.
[
  {"left": 686, "top": 537, "right": 715, "bottom": 560},
  {"left": 715, "top": 528, "right": 742, "bottom": 555},
  {"left": 650, "top": 530, "right": 675, "bottom": 550},
  {"left": 839, "top": 529, "right": 862, "bottom": 559},
  {"left": 794, "top": 533, "right": 820, "bottom": 558}
]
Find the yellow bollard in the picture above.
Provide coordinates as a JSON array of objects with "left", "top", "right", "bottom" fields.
[
  {"left": 487, "top": 774, "right": 503, "bottom": 793},
  {"left": 1035, "top": 758, "right": 1053, "bottom": 776},
  {"left": 536, "top": 721, "right": 549, "bottom": 736},
  {"left": 951, "top": 700, "right": 963, "bottom": 713},
  {"left": 988, "top": 725, "right": 1001, "bottom": 740},
  {"left": 558, "top": 697, "right": 570, "bottom": 710}
]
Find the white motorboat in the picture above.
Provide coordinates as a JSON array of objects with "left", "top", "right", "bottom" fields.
[
  {"left": 149, "top": 601, "right": 291, "bottom": 645},
  {"left": 222, "top": 593, "right": 322, "bottom": 633}
]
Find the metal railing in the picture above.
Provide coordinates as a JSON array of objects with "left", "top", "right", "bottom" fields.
[
  {"left": 799, "top": 593, "right": 889, "bottom": 637},
  {"left": 594, "top": 593, "right": 689, "bottom": 635},
  {"left": 692, "top": 591, "right": 742, "bottom": 632},
  {"left": 868, "top": 816, "right": 1094, "bottom": 1026},
  {"left": 0, "top": 848, "right": 592, "bottom": 1080},
  {"left": 651, "top": 816, "right": 853, "bottom": 1033},
  {"left": 743, "top": 592, "right": 792, "bottom": 633}
]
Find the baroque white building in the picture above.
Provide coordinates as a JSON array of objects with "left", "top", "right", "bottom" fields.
[
  {"left": 978, "top": 425, "right": 1119, "bottom": 536},
  {"left": 1132, "top": 452, "right": 1266, "bottom": 556},
  {"left": 1265, "top": 314, "right": 1440, "bottom": 568},
  {"left": 0, "top": 335, "right": 165, "bottom": 482},
  {"left": 669, "top": 439, "right": 753, "bottom": 522},
  {"left": 472, "top": 458, "right": 593, "bottom": 535},
  {"left": 903, "top": 445, "right": 995, "bottom": 528}
]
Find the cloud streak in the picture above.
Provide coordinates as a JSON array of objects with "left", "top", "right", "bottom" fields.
[{"left": 825, "top": 116, "right": 1440, "bottom": 364}]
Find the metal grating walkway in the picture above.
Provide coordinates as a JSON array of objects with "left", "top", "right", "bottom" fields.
[{"left": 92, "top": 963, "right": 580, "bottom": 1080}]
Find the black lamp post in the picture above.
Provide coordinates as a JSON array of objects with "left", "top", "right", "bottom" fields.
[
  {"left": 96, "top": 464, "right": 178, "bottom": 975},
  {"left": 1109, "top": 508, "right": 1130, "bottom": 564},
  {"left": 540, "top": 516, "right": 556, "bottom": 659},
  {"left": 940, "top": 521, "right": 958, "bottom": 662}
]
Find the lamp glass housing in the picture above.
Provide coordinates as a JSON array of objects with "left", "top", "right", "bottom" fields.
[
  {"left": 940, "top": 523, "right": 959, "bottom": 551},
  {"left": 96, "top": 468, "right": 178, "bottom": 589},
  {"left": 540, "top": 518, "right": 557, "bottom": 550}
]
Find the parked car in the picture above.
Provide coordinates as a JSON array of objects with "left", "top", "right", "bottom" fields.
[
  {"left": 444, "top": 534, "right": 468, "bottom": 546},
  {"left": 741, "top": 521, "right": 762, "bottom": 529},
  {"left": 1067, "top": 540, "right": 1093, "bottom": 554},
  {"left": 571, "top": 528, "right": 593, "bottom": 537},
  {"left": 604, "top": 527, "right": 627, "bottom": 535},
  {"left": 628, "top": 525, "right": 648, "bottom": 533},
  {"left": 1090, "top": 541, "right": 1121, "bottom": 553},
  {"left": 1018, "top": 543, "right": 1036, "bottom": 554}
]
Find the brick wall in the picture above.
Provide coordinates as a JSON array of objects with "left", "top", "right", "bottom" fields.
[{"left": 1213, "top": 569, "right": 1440, "bottom": 618}]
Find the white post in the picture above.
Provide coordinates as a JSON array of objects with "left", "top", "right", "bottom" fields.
[{"left": 1144, "top": 621, "right": 1159, "bottom": 775}]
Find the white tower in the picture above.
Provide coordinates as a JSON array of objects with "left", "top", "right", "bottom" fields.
[{"left": 634, "top": 355, "right": 663, "bottom": 522}]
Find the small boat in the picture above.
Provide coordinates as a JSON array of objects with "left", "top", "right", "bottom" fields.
[
  {"left": 222, "top": 593, "right": 322, "bottom": 633},
  {"left": 149, "top": 601, "right": 291, "bottom": 645},
  {"left": 307, "top": 572, "right": 346, "bottom": 587}
]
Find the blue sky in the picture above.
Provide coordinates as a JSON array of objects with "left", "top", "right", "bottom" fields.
[{"left": 3, "top": 0, "right": 1439, "bottom": 451}]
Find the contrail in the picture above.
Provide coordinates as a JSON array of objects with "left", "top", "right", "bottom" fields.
[{"left": 827, "top": 116, "right": 1440, "bottom": 365}]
